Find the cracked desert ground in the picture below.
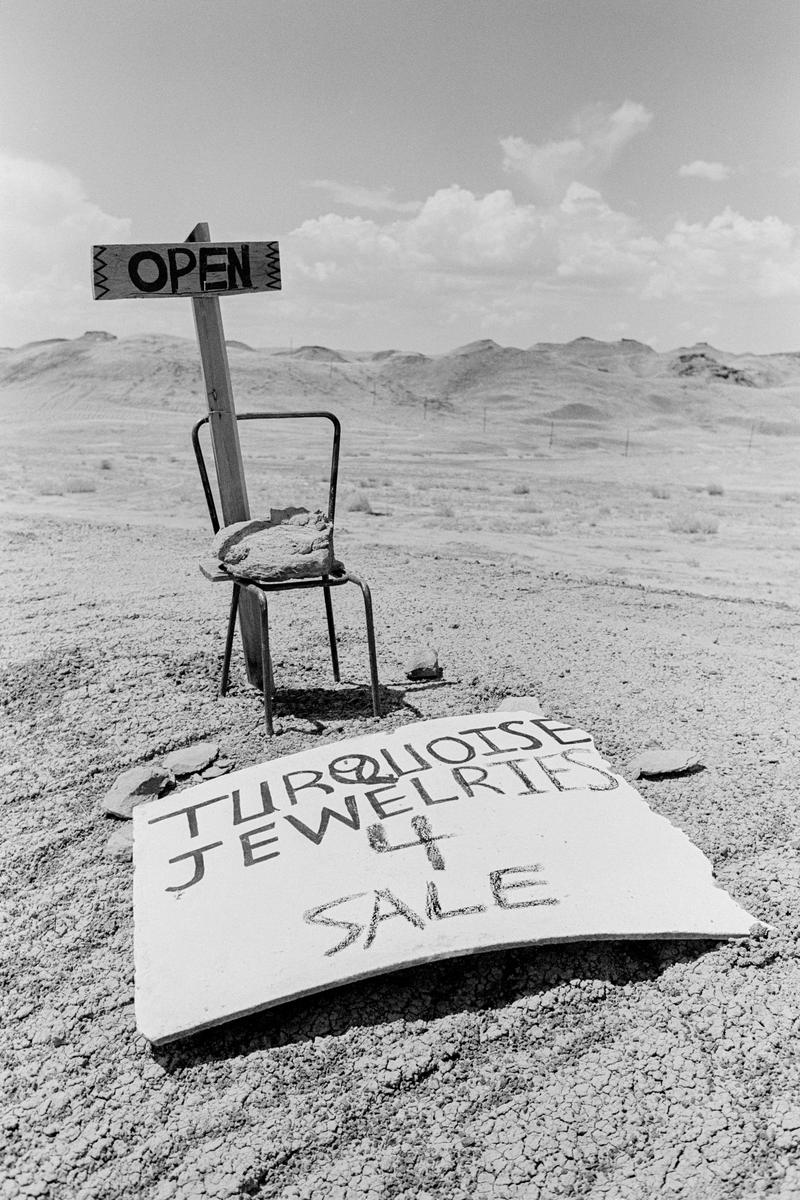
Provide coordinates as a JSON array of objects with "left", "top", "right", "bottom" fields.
[{"left": 2, "top": 331, "right": 799, "bottom": 1199}]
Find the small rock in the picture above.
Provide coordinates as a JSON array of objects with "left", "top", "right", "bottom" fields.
[
  {"left": 101, "top": 763, "right": 174, "bottom": 819},
  {"left": 405, "top": 646, "right": 443, "bottom": 681},
  {"left": 162, "top": 742, "right": 219, "bottom": 777},
  {"left": 202, "top": 763, "right": 228, "bottom": 779},
  {"left": 629, "top": 748, "right": 704, "bottom": 779},
  {"left": 104, "top": 826, "right": 134, "bottom": 860},
  {"left": 497, "top": 695, "right": 545, "bottom": 717}
]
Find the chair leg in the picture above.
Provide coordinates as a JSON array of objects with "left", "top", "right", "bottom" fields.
[
  {"left": 349, "top": 573, "right": 380, "bottom": 718},
  {"left": 322, "top": 579, "right": 340, "bottom": 682},
  {"left": 257, "top": 593, "right": 275, "bottom": 736},
  {"left": 220, "top": 585, "right": 240, "bottom": 697}
]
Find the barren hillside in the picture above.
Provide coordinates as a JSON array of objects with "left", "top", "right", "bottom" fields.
[{"left": 2, "top": 331, "right": 800, "bottom": 1200}]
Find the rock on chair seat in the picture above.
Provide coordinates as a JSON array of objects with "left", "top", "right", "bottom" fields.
[{"left": 213, "top": 508, "right": 342, "bottom": 584}]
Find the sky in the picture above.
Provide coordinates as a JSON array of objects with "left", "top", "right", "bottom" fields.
[{"left": 2, "top": 0, "right": 800, "bottom": 354}]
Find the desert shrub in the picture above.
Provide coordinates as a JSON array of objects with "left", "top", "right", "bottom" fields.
[
  {"left": 648, "top": 484, "right": 670, "bottom": 499},
  {"left": 512, "top": 482, "right": 530, "bottom": 495},
  {"left": 669, "top": 512, "right": 719, "bottom": 535},
  {"left": 433, "top": 501, "right": 455, "bottom": 518},
  {"left": 36, "top": 481, "right": 64, "bottom": 496},
  {"left": 346, "top": 491, "right": 373, "bottom": 514},
  {"left": 759, "top": 420, "right": 797, "bottom": 436},
  {"left": 706, "top": 481, "right": 725, "bottom": 496},
  {"left": 518, "top": 500, "right": 542, "bottom": 514},
  {"left": 99, "top": 458, "right": 113, "bottom": 471},
  {"left": 64, "top": 476, "right": 97, "bottom": 494}
]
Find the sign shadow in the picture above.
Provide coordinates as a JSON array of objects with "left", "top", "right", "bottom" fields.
[{"left": 152, "top": 936, "right": 718, "bottom": 1071}]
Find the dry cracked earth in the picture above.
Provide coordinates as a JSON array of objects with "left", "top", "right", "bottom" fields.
[{"left": 2, "top": 338, "right": 800, "bottom": 1198}]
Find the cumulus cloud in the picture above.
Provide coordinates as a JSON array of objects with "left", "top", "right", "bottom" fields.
[
  {"left": 501, "top": 100, "right": 652, "bottom": 197},
  {"left": 646, "top": 208, "right": 800, "bottom": 299},
  {"left": 284, "top": 180, "right": 800, "bottom": 347},
  {"left": 291, "top": 182, "right": 649, "bottom": 285},
  {"left": 678, "top": 160, "right": 732, "bottom": 181},
  {"left": 0, "top": 151, "right": 132, "bottom": 345},
  {"left": 289, "top": 180, "right": 656, "bottom": 296},
  {"left": 310, "top": 179, "right": 421, "bottom": 213}
]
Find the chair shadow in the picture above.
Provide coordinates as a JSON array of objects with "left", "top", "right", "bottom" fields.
[
  {"left": 152, "top": 936, "right": 718, "bottom": 1072},
  {"left": 231, "top": 679, "right": 459, "bottom": 728},
  {"left": 259, "top": 682, "right": 417, "bottom": 725}
]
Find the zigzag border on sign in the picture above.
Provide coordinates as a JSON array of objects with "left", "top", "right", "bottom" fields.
[
  {"left": 93, "top": 246, "right": 110, "bottom": 299},
  {"left": 262, "top": 242, "right": 281, "bottom": 290}
]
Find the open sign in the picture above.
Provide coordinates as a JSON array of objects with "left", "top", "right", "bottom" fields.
[{"left": 92, "top": 241, "right": 281, "bottom": 300}]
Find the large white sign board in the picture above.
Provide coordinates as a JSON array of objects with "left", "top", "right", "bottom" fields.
[{"left": 133, "top": 712, "right": 759, "bottom": 1044}]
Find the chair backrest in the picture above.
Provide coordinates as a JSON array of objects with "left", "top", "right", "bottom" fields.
[{"left": 191, "top": 410, "right": 342, "bottom": 534}]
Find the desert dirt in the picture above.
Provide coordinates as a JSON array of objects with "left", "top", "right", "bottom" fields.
[{"left": 2, "top": 330, "right": 800, "bottom": 1199}]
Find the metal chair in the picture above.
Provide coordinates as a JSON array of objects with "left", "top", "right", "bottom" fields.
[{"left": 192, "top": 411, "right": 380, "bottom": 735}]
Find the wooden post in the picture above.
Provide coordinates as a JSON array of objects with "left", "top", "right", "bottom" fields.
[{"left": 187, "top": 222, "right": 263, "bottom": 689}]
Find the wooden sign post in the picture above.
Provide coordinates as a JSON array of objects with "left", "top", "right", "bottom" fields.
[{"left": 92, "top": 226, "right": 281, "bottom": 688}]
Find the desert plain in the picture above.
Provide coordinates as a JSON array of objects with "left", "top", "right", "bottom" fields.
[{"left": 2, "top": 329, "right": 800, "bottom": 1199}]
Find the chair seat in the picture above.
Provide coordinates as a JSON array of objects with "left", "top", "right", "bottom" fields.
[
  {"left": 200, "top": 557, "right": 233, "bottom": 583},
  {"left": 199, "top": 557, "right": 348, "bottom": 588}
]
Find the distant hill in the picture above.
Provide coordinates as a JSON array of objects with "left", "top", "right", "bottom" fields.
[
  {"left": 2, "top": 331, "right": 799, "bottom": 432},
  {"left": 447, "top": 338, "right": 507, "bottom": 356},
  {"left": 274, "top": 345, "right": 346, "bottom": 362}
]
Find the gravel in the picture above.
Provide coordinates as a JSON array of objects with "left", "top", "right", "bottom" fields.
[{"left": 1, "top": 512, "right": 798, "bottom": 1199}]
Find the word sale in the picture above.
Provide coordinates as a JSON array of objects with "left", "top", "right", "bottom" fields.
[{"left": 305, "top": 812, "right": 558, "bottom": 956}]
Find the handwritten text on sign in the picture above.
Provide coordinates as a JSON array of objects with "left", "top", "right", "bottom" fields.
[
  {"left": 133, "top": 712, "right": 758, "bottom": 1044},
  {"left": 92, "top": 242, "right": 281, "bottom": 300}
]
